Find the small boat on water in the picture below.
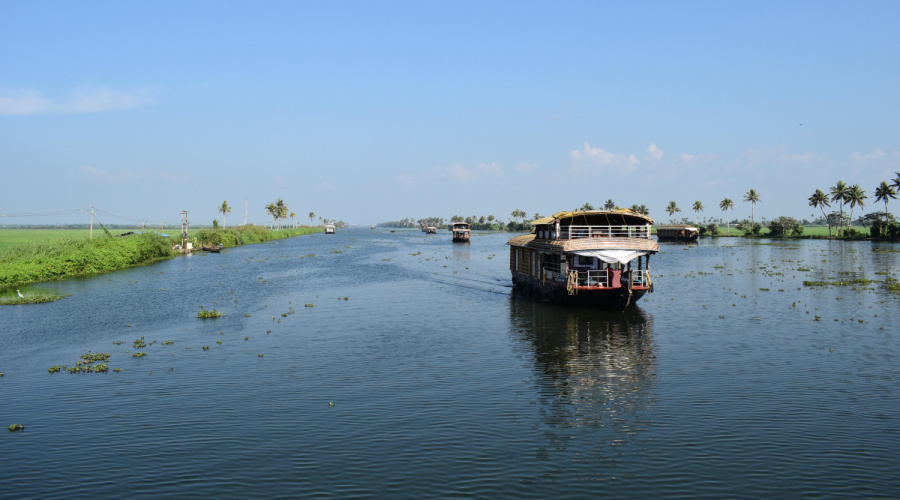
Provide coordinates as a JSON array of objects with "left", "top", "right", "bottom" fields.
[
  {"left": 507, "top": 209, "right": 659, "bottom": 311},
  {"left": 370, "top": 225, "right": 376, "bottom": 229},
  {"left": 656, "top": 224, "right": 699, "bottom": 242},
  {"left": 325, "top": 223, "right": 336, "bottom": 234},
  {"left": 201, "top": 244, "right": 223, "bottom": 253},
  {"left": 450, "top": 222, "right": 470, "bottom": 242},
  {"left": 424, "top": 226, "right": 437, "bottom": 234}
]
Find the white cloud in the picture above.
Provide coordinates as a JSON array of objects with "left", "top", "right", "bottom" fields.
[
  {"left": 646, "top": 144, "right": 664, "bottom": 161},
  {"left": 852, "top": 149, "right": 887, "bottom": 163},
  {"left": 0, "top": 86, "right": 158, "bottom": 115},
  {"left": 516, "top": 162, "right": 538, "bottom": 173},
  {"left": 477, "top": 162, "right": 503, "bottom": 175},
  {"left": 570, "top": 142, "right": 639, "bottom": 172}
]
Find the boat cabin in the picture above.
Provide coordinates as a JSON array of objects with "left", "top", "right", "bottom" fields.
[
  {"left": 656, "top": 224, "right": 699, "bottom": 241},
  {"left": 325, "top": 223, "right": 336, "bottom": 234}
]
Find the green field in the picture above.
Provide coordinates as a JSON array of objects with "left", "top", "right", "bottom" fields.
[{"left": 0, "top": 228, "right": 98, "bottom": 248}]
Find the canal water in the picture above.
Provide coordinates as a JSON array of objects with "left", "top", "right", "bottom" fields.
[{"left": 1, "top": 229, "right": 898, "bottom": 499}]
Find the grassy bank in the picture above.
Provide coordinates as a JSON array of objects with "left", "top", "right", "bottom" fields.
[
  {"left": 0, "top": 224, "right": 323, "bottom": 288},
  {"left": 0, "top": 232, "right": 175, "bottom": 288},
  {"left": 193, "top": 224, "right": 323, "bottom": 247}
]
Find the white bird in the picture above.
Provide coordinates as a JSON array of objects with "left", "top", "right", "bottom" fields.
[{"left": 17, "top": 289, "right": 24, "bottom": 298}]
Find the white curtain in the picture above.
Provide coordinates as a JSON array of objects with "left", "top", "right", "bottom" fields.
[{"left": 573, "top": 249, "right": 649, "bottom": 265}]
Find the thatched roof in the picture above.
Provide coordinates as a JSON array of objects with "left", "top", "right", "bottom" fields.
[
  {"left": 508, "top": 234, "right": 659, "bottom": 253},
  {"left": 530, "top": 209, "right": 654, "bottom": 226}
]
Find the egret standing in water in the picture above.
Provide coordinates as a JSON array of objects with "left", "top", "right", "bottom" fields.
[{"left": 17, "top": 289, "right": 24, "bottom": 298}]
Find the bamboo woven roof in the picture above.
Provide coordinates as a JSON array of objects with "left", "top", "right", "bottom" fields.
[
  {"left": 507, "top": 234, "right": 659, "bottom": 253},
  {"left": 530, "top": 209, "right": 654, "bottom": 226}
]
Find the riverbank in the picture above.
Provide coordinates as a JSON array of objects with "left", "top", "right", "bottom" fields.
[{"left": 0, "top": 225, "right": 323, "bottom": 289}]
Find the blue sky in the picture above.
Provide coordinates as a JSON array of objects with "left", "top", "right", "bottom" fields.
[{"left": 2, "top": 1, "right": 898, "bottom": 227}]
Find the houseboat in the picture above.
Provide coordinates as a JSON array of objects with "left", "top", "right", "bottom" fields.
[
  {"left": 450, "top": 222, "right": 470, "bottom": 242},
  {"left": 507, "top": 209, "right": 659, "bottom": 311},
  {"left": 425, "top": 226, "right": 437, "bottom": 234},
  {"left": 656, "top": 224, "right": 699, "bottom": 242},
  {"left": 325, "top": 223, "right": 336, "bottom": 234}
]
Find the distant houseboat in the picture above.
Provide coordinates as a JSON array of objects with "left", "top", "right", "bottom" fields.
[
  {"left": 450, "top": 222, "right": 470, "bottom": 242},
  {"left": 656, "top": 224, "right": 699, "bottom": 242},
  {"left": 325, "top": 223, "right": 336, "bottom": 234},
  {"left": 507, "top": 209, "right": 659, "bottom": 311},
  {"left": 425, "top": 226, "right": 437, "bottom": 234},
  {"left": 370, "top": 225, "right": 376, "bottom": 229}
]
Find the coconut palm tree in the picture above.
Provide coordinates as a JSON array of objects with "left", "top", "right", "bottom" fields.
[
  {"left": 830, "top": 181, "right": 849, "bottom": 236},
  {"left": 580, "top": 202, "right": 594, "bottom": 211},
  {"left": 719, "top": 198, "right": 734, "bottom": 236},
  {"left": 846, "top": 184, "right": 867, "bottom": 231},
  {"left": 665, "top": 201, "right": 681, "bottom": 222},
  {"left": 289, "top": 212, "right": 296, "bottom": 229},
  {"left": 308, "top": 211, "right": 315, "bottom": 225},
  {"left": 218, "top": 201, "right": 232, "bottom": 229},
  {"left": 264, "top": 203, "right": 276, "bottom": 229},
  {"left": 743, "top": 189, "right": 760, "bottom": 225},
  {"left": 604, "top": 199, "right": 616, "bottom": 210},
  {"left": 692, "top": 201, "right": 704, "bottom": 225},
  {"left": 808, "top": 189, "right": 832, "bottom": 236},
  {"left": 892, "top": 172, "right": 900, "bottom": 192},
  {"left": 487, "top": 215, "right": 495, "bottom": 223},
  {"left": 275, "top": 199, "right": 288, "bottom": 230},
  {"left": 874, "top": 181, "right": 897, "bottom": 222}
]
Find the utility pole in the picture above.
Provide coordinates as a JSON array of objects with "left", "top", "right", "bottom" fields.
[
  {"left": 90, "top": 207, "right": 94, "bottom": 239},
  {"left": 141, "top": 220, "right": 146, "bottom": 230},
  {"left": 180, "top": 210, "right": 189, "bottom": 248}
]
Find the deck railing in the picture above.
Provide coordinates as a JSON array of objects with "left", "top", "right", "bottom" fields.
[
  {"left": 565, "top": 269, "right": 651, "bottom": 288},
  {"left": 558, "top": 225, "right": 651, "bottom": 240}
]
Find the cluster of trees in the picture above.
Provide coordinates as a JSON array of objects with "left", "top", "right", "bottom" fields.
[
  {"left": 808, "top": 174, "right": 900, "bottom": 237},
  {"left": 216, "top": 200, "right": 320, "bottom": 231}
]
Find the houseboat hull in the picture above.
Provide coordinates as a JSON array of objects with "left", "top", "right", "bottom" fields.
[{"left": 511, "top": 271, "right": 650, "bottom": 311}]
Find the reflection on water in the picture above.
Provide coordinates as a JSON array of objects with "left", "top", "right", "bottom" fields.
[{"left": 508, "top": 296, "right": 656, "bottom": 473}]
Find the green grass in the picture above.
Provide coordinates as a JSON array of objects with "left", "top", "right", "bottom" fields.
[
  {"left": 0, "top": 229, "right": 96, "bottom": 248},
  {"left": 194, "top": 224, "right": 323, "bottom": 246},
  {"left": 0, "top": 232, "right": 175, "bottom": 288},
  {"left": 0, "top": 293, "right": 71, "bottom": 305},
  {"left": 0, "top": 225, "right": 323, "bottom": 288}
]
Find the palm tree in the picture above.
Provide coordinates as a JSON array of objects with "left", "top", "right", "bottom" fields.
[
  {"left": 487, "top": 215, "right": 495, "bottom": 223},
  {"left": 275, "top": 199, "right": 288, "bottom": 230},
  {"left": 846, "top": 184, "right": 867, "bottom": 231},
  {"left": 580, "top": 202, "right": 594, "bottom": 211},
  {"left": 808, "top": 189, "right": 831, "bottom": 236},
  {"left": 893, "top": 172, "right": 900, "bottom": 192},
  {"left": 264, "top": 203, "right": 276, "bottom": 229},
  {"left": 743, "top": 189, "right": 760, "bottom": 225},
  {"left": 308, "top": 212, "right": 315, "bottom": 225},
  {"left": 289, "top": 212, "right": 296, "bottom": 229},
  {"left": 719, "top": 198, "right": 734, "bottom": 235},
  {"left": 633, "top": 204, "right": 649, "bottom": 216},
  {"left": 218, "top": 201, "right": 231, "bottom": 229},
  {"left": 874, "top": 181, "right": 897, "bottom": 222},
  {"left": 604, "top": 199, "right": 616, "bottom": 210},
  {"left": 665, "top": 201, "right": 681, "bottom": 222},
  {"left": 692, "top": 201, "right": 704, "bottom": 225},
  {"left": 830, "top": 181, "right": 849, "bottom": 236}
]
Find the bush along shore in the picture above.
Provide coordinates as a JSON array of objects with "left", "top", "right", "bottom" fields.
[{"left": 0, "top": 224, "right": 323, "bottom": 289}]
